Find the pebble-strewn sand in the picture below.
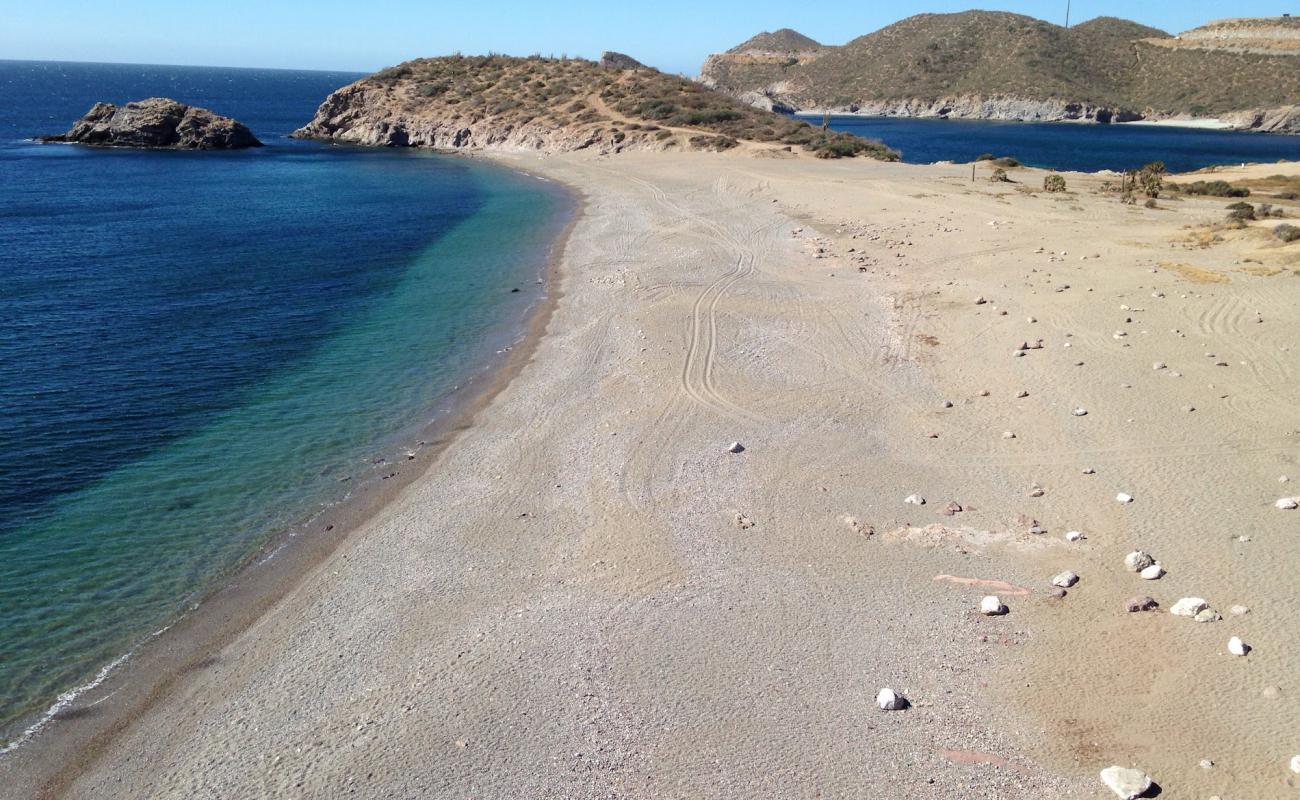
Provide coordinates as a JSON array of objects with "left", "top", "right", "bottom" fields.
[{"left": 7, "top": 151, "right": 1299, "bottom": 799}]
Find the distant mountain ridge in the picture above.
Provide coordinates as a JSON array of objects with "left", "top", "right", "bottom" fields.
[{"left": 699, "top": 12, "right": 1300, "bottom": 132}]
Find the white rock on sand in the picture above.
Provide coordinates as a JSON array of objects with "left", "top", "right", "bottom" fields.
[
  {"left": 727, "top": 441, "right": 745, "bottom": 454},
  {"left": 1276, "top": 497, "right": 1298, "bottom": 510},
  {"left": 1290, "top": 755, "right": 1300, "bottom": 774},
  {"left": 1051, "top": 571, "right": 1079, "bottom": 588},
  {"left": 980, "top": 596, "right": 1007, "bottom": 615},
  {"left": 1171, "top": 597, "right": 1209, "bottom": 617},
  {"left": 1124, "top": 551, "right": 1154, "bottom": 572},
  {"left": 1116, "top": 493, "right": 1134, "bottom": 504},
  {"left": 1140, "top": 564, "right": 1165, "bottom": 580},
  {"left": 903, "top": 494, "right": 926, "bottom": 506},
  {"left": 876, "top": 687, "right": 906, "bottom": 710},
  {"left": 1099, "top": 765, "right": 1153, "bottom": 799},
  {"left": 1227, "top": 636, "right": 1250, "bottom": 656},
  {"left": 1065, "top": 530, "right": 1084, "bottom": 542}
]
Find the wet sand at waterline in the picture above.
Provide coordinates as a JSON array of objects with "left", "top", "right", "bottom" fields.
[{"left": 6, "top": 150, "right": 1299, "bottom": 798}]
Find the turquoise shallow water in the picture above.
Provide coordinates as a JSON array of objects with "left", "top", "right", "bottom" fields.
[{"left": 0, "top": 62, "right": 572, "bottom": 745}]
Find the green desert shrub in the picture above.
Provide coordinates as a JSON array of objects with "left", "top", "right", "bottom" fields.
[
  {"left": 689, "top": 134, "right": 738, "bottom": 151},
  {"left": 1226, "top": 201, "right": 1256, "bottom": 221},
  {"left": 1138, "top": 161, "right": 1165, "bottom": 198},
  {"left": 990, "top": 168, "right": 1010, "bottom": 183},
  {"left": 1274, "top": 223, "right": 1300, "bottom": 242},
  {"left": 1276, "top": 191, "right": 1300, "bottom": 200},
  {"left": 1043, "top": 174, "right": 1067, "bottom": 193},
  {"left": 675, "top": 110, "right": 744, "bottom": 125},
  {"left": 1170, "top": 180, "right": 1250, "bottom": 197}
]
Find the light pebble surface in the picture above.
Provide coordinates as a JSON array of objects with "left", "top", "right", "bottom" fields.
[{"left": 13, "top": 151, "right": 1300, "bottom": 800}]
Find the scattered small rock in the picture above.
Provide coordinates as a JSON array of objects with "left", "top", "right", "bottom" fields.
[
  {"left": 1124, "top": 551, "right": 1155, "bottom": 572},
  {"left": 1139, "top": 564, "right": 1165, "bottom": 580},
  {"left": 1065, "top": 530, "right": 1084, "bottom": 542},
  {"left": 734, "top": 513, "right": 754, "bottom": 530},
  {"left": 876, "top": 687, "right": 907, "bottom": 710},
  {"left": 1002, "top": 431, "right": 1017, "bottom": 439},
  {"left": 1126, "top": 596, "right": 1158, "bottom": 612},
  {"left": 980, "top": 596, "right": 1008, "bottom": 616},
  {"left": 1099, "top": 765, "right": 1153, "bottom": 799},
  {"left": 1275, "top": 497, "right": 1298, "bottom": 510},
  {"left": 904, "top": 494, "right": 926, "bottom": 506},
  {"left": 1051, "top": 571, "right": 1079, "bottom": 588},
  {"left": 727, "top": 442, "right": 745, "bottom": 454},
  {"left": 1081, "top": 467, "right": 1095, "bottom": 475},
  {"left": 1227, "top": 636, "right": 1250, "bottom": 656},
  {"left": 1195, "top": 608, "right": 1222, "bottom": 623},
  {"left": 1229, "top": 604, "right": 1250, "bottom": 616},
  {"left": 1072, "top": 407, "right": 1088, "bottom": 417},
  {"left": 940, "top": 501, "right": 963, "bottom": 516},
  {"left": 1116, "top": 493, "right": 1134, "bottom": 504},
  {"left": 1290, "top": 755, "right": 1300, "bottom": 774},
  {"left": 1049, "top": 587, "right": 1068, "bottom": 598},
  {"left": 1171, "top": 597, "right": 1208, "bottom": 617}
]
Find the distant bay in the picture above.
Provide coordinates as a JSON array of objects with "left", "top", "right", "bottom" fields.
[{"left": 810, "top": 114, "right": 1300, "bottom": 172}]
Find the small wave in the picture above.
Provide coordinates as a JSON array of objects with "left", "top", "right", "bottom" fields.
[{"left": 0, "top": 651, "right": 132, "bottom": 756}]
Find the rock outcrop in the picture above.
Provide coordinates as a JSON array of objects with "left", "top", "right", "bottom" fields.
[
  {"left": 599, "top": 51, "right": 645, "bottom": 70},
  {"left": 41, "top": 98, "right": 261, "bottom": 149}
]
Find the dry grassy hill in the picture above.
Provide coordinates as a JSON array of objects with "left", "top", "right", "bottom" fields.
[
  {"left": 294, "top": 55, "right": 896, "bottom": 159},
  {"left": 700, "top": 11, "right": 1300, "bottom": 130}
]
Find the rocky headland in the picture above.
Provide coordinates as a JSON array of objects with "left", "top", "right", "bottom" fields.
[
  {"left": 41, "top": 98, "right": 262, "bottom": 149},
  {"left": 292, "top": 55, "right": 896, "bottom": 159}
]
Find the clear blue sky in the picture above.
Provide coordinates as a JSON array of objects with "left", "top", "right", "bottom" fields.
[{"left": 4, "top": 0, "right": 1293, "bottom": 75}]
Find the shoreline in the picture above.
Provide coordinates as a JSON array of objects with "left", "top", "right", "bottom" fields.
[
  {"left": 0, "top": 168, "right": 584, "bottom": 798},
  {"left": 6, "top": 148, "right": 1298, "bottom": 799}
]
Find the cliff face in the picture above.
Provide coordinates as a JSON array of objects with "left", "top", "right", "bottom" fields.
[
  {"left": 294, "top": 81, "right": 628, "bottom": 153},
  {"left": 293, "top": 55, "right": 897, "bottom": 160},
  {"left": 699, "top": 12, "right": 1300, "bottom": 131},
  {"left": 41, "top": 99, "right": 261, "bottom": 149}
]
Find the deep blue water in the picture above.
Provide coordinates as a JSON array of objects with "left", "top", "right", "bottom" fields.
[
  {"left": 0, "top": 61, "right": 571, "bottom": 747},
  {"left": 810, "top": 114, "right": 1300, "bottom": 172}
]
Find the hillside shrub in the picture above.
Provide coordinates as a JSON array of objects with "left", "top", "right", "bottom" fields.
[
  {"left": 990, "top": 168, "right": 1009, "bottom": 183},
  {"left": 1275, "top": 223, "right": 1300, "bottom": 242},
  {"left": 1276, "top": 191, "right": 1299, "bottom": 200},
  {"left": 1043, "top": 174, "right": 1067, "bottom": 193}
]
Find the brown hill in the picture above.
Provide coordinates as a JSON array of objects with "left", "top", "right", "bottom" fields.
[
  {"left": 728, "top": 29, "right": 825, "bottom": 54},
  {"left": 700, "top": 11, "right": 1300, "bottom": 130},
  {"left": 294, "top": 55, "right": 896, "bottom": 159}
]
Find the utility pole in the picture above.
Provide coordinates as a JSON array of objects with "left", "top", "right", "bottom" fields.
[{"left": 1065, "top": 0, "right": 1071, "bottom": 28}]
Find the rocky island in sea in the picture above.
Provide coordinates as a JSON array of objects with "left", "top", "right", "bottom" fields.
[
  {"left": 41, "top": 98, "right": 262, "bottom": 149},
  {"left": 291, "top": 54, "right": 896, "bottom": 158}
]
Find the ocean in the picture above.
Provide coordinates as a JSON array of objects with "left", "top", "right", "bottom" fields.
[
  {"left": 0, "top": 60, "right": 573, "bottom": 748},
  {"left": 812, "top": 114, "right": 1300, "bottom": 172}
]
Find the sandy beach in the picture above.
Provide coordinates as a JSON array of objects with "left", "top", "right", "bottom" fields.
[{"left": 4, "top": 149, "right": 1299, "bottom": 799}]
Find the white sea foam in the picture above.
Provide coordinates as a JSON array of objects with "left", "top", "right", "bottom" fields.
[{"left": 0, "top": 651, "right": 132, "bottom": 756}]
